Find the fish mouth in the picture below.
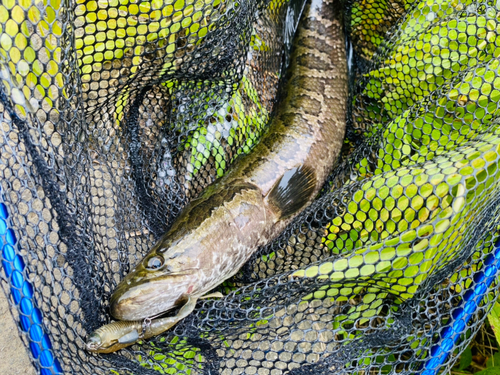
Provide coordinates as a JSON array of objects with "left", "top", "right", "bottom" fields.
[
  {"left": 85, "top": 338, "right": 122, "bottom": 354},
  {"left": 110, "top": 273, "right": 194, "bottom": 320},
  {"left": 85, "top": 341, "right": 100, "bottom": 352},
  {"left": 110, "top": 286, "right": 179, "bottom": 321},
  {"left": 85, "top": 332, "right": 112, "bottom": 353}
]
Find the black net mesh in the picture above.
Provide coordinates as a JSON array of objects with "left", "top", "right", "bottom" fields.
[{"left": 1, "top": 0, "right": 500, "bottom": 374}]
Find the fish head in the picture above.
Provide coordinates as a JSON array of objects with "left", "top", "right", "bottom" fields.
[
  {"left": 110, "top": 243, "right": 199, "bottom": 321},
  {"left": 86, "top": 331, "right": 124, "bottom": 354}
]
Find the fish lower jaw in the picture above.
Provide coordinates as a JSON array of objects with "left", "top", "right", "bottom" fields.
[{"left": 111, "top": 300, "right": 178, "bottom": 321}]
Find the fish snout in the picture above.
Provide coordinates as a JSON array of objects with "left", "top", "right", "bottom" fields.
[
  {"left": 109, "top": 276, "right": 192, "bottom": 320},
  {"left": 109, "top": 287, "right": 134, "bottom": 321},
  {"left": 85, "top": 332, "right": 103, "bottom": 352}
]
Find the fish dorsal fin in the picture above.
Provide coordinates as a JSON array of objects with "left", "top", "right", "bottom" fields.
[{"left": 268, "top": 165, "right": 316, "bottom": 219}]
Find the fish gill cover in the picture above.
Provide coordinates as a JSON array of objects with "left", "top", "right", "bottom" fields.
[{"left": 1, "top": 0, "right": 500, "bottom": 373}]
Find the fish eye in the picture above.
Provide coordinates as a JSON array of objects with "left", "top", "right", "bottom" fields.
[{"left": 146, "top": 255, "right": 164, "bottom": 270}]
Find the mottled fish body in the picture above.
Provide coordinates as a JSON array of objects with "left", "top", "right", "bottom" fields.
[
  {"left": 87, "top": 0, "right": 348, "bottom": 353},
  {"left": 111, "top": 0, "right": 347, "bottom": 322}
]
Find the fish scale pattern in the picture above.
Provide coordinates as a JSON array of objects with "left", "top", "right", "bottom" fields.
[{"left": 1, "top": 0, "right": 500, "bottom": 374}]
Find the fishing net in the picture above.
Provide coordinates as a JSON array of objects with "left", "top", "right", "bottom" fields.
[{"left": 1, "top": 0, "right": 500, "bottom": 373}]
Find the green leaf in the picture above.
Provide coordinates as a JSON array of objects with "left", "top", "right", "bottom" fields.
[
  {"left": 487, "top": 352, "right": 500, "bottom": 368},
  {"left": 475, "top": 367, "right": 500, "bottom": 375},
  {"left": 488, "top": 299, "right": 500, "bottom": 348},
  {"left": 458, "top": 346, "right": 472, "bottom": 370}
]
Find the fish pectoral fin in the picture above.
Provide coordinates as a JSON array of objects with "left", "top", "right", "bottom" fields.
[
  {"left": 199, "top": 292, "right": 224, "bottom": 300},
  {"left": 118, "top": 329, "right": 140, "bottom": 344},
  {"left": 267, "top": 165, "right": 316, "bottom": 219},
  {"left": 177, "top": 295, "right": 198, "bottom": 319}
]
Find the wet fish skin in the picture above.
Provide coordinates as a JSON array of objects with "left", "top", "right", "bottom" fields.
[{"left": 110, "top": 0, "right": 348, "bottom": 323}]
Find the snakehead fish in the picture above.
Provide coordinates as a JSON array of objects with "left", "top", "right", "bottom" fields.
[{"left": 86, "top": 0, "right": 348, "bottom": 353}]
